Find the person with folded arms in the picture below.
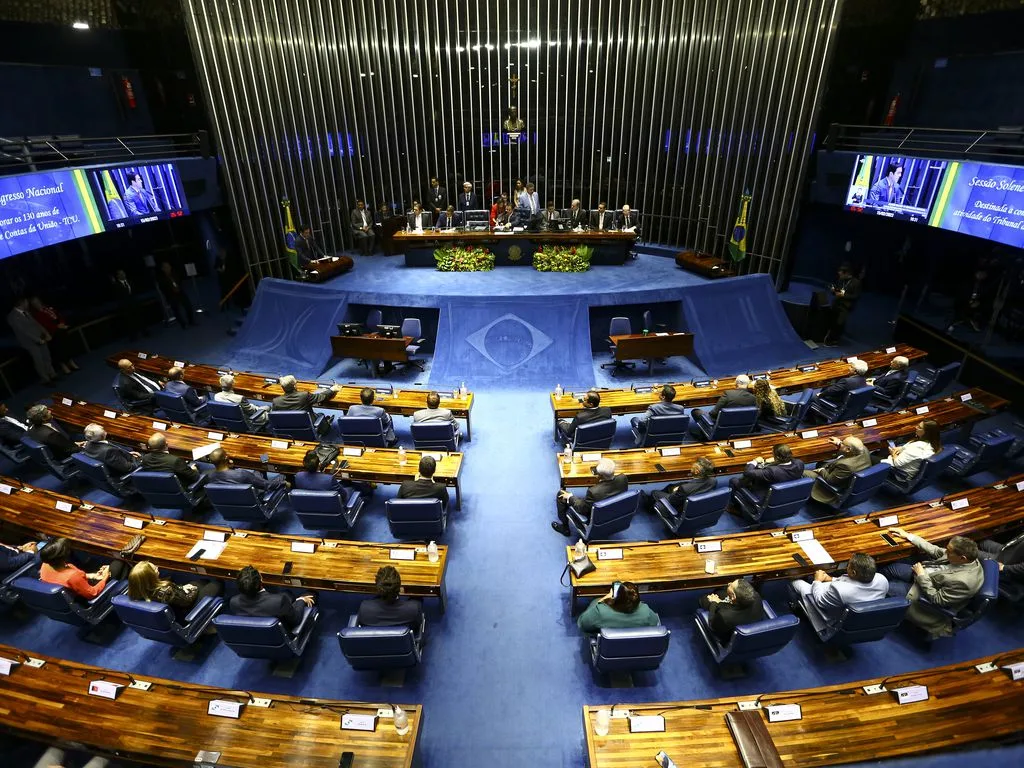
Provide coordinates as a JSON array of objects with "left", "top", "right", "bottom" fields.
[
  {"left": 38, "top": 537, "right": 126, "bottom": 600},
  {"left": 0, "top": 539, "right": 37, "bottom": 574}
]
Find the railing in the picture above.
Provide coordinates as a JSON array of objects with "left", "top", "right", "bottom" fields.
[
  {"left": 0, "top": 130, "right": 209, "bottom": 175},
  {"left": 824, "top": 124, "right": 1024, "bottom": 163}
]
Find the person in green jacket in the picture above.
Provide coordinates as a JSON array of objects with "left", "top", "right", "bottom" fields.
[{"left": 577, "top": 581, "right": 661, "bottom": 633}]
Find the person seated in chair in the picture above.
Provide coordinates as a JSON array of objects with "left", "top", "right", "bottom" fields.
[
  {"left": 346, "top": 387, "right": 397, "bottom": 446},
  {"left": 413, "top": 392, "right": 460, "bottom": 438},
  {"left": 787, "top": 552, "right": 889, "bottom": 623},
  {"left": 552, "top": 458, "right": 627, "bottom": 536},
  {"left": 699, "top": 578, "right": 766, "bottom": 642},
  {"left": 141, "top": 433, "right": 210, "bottom": 512},
  {"left": 164, "top": 366, "right": 207, "bottom": 409},
  {"left": 875, "top": 420, "right": 940, "bottom": 485},
  {"left": 127, "top": 560, "right": 222, "bottom": 621},
  {"left": 271, "top": 375, "right": 341, "bottom": 413},
  {"left": 228, "top": 565, "right": 315, "bottom": 629},
  {"left": 0, "top": 538, "right": 37, "bottom": 574},
  {"left": 397, "top": 455, "right": 450, "bottom": 510},
  {"left": 207, "top": 447, "right": 287, "bottom": 491},
  {"left": 813, "top": 358, "right": 868, "bottom": 407},
  {"left": 729, "top": 443, "right": 804, "bottom": 500},
  {"left": 38, "top": 537, "right": 126, "bottom": 601},
  {"left": 642, "top": 456, "right": 716, "bottom": 512},
  {"left": 690, "top": 375, "right": 754, "bottom": 422},
  {"left": 977, "top": 532, "right": 1024, "bottom": 597},
  {"left": 630, "top": 384, "right": 686, "bottom": 446},
  {"left": 576, "top": 580, "right": 660, "bottom": 634},
  {"left": 556, "top": 390, "right": 612, "bottom": 445},
  {"left": 804, "top": 436, "right": 872, "bottom": 505},
  {"left": 81, "top": 422, "right": 140, "bottom": 478},
  {"left": 869, "top": 355, "right": 909, "bottom": 401},
  {"left": 752, "top": 378, "right": 787, "bottom": 421},
  {"left": 0, "top": 402, "right": 28, "bottom": 449},
  {"left": 883, "top": 529, "right": 983, "bottom": 638},
  {"left": 116, "top": 358, "right": 162, "bottom": 414},
  {"left": 26, "top": 404, "right": 82, "bottom": 461},
  {"left": 294, "top": 448, "right": 371, "bottom": 500},
  {"left": 356, "top": 565, "right": 423, "bottom": 630},
  {"left": 214, "top": 373, "right": 269, "bottom": 428},
  {"left": 436, "top": 205, "right": 462, "bottom": 229}
]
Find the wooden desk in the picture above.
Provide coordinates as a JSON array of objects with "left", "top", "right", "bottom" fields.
[
  {"left": 304, "top": 255, "right": 354, "bottom": 282},
  {"left": 674, "top": 247, "right": 736, "bottom": 278},
  {"left": 610, "top": 332, "right": 695, "bottom": 374},
  {"left": 566, "top": 472, "right": 1024, "bottom": 612},
  {"left": 394, "top": 229, "right": 637, "bottom": 266},
  {"left": 0, "top": 642, "right": 422, "bottom": 768},
  {"left": 48, "top": 397, "right": 465, "bottom": 509},
  {"left": 0, "top": 476, "right": 449, "bottom": 608},
  {"left": 558, "top": 389, "right": 1004, "bottom": 489},
  {"left": 107, "top": 350, "right": 476, "bottom": 439},
  {"left": 330, "top": 334, "right": 413, "bottom": 378},
  {"left": 584, "top": 650, "right": 1024, "bottom": 768},
  {"left": 550, "top": 343, "right": 927, "bottom": 436}
]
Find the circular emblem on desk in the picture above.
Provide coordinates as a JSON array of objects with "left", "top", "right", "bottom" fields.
[{"left": 508, "top": 245, "right": 523, "bottom": 262}]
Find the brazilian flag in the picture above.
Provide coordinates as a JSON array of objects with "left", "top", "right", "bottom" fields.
[
  {"left": 727, "top": 191, "right": 752, "bottom": 262},
  {"left": 281, "top": 197, "right": 300, "bottom": 276}
]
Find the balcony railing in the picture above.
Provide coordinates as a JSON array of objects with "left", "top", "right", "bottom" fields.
[
  {"left": 0, "top": 130, "right": 209, "bottom": 175},
  {"left": 824, "top": 124, "right": 1024, "bottom": 163}
]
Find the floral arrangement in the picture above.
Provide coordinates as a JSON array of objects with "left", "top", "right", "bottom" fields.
[
  {"left": 533, "top": 244, "right": 593, "bottom": 272},
  {"left": 434, "top": 245, "right": 495, "bottom": 272}
]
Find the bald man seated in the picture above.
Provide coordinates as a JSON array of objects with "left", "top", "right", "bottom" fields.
[
  {"left": 164, "top": 366, "right": 207, "bottom": 409},
  {"left": 140, "top": 433, "right": 210, "bottom": 510},
  {"left": 115, "top": 358, "right": 163, "bottom": 414}
]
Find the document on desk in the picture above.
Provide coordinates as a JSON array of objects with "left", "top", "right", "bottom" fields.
[
  {"left": 799, "top": 539, "right": 834, "bottom": 565},
  {"left": 191, "top": 443, "right": 221, "bottom": 461},
  {"left": 186, "top": 541, "right": 226, "bottom": 560},
  {"left": 655, "top": 332, "right": 670, "bottom": 336}
]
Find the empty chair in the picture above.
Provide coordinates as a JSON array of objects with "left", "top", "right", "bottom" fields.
[
  {"left": 70, "top": 452, "right": 135, "bottom": 497},
  {"left": 601, "top": 316, "right": 634, "bottom": 370},
  {"left": 948, "top": 431, "right": 1015, "bottom": 478},
  {"left": 205, "top": 481, "right": 287, "bottom": 524},
  {"left": 338, "top": 415, "right": 388, "bottom": 448},
  {"left": 207, "top": 399, "right": 267, "bottom": 434},
  {"left": 800, "top": 596, "right": 910, "bottom": 646},
  {"left": 337, "top": 614, "right": 425, "bottom": 671},
  {"left": 410, "top": 421, "right": 461, "bottom": 452},
  {"left": 0, "top": 439, "right": 29, "bottom": 466},
  {"left": 290, "top": 488, "right": 365, "bottom": 532},
  {"left": 918, "top": 558, "right": 999, "bottom": 636},
  {"left": 214, "top": 606, "right": 320, "bottom": 663},
  {"left": 401, "top": 317, "right": 427, "bottom": 370},
  {"left": 386, "top": 498, "right": 447, "bottom": 539},
  {"left": 733, "top": 476, "right": 815, "bottom": 525},
  {"left": 566, "top": 489, "right": 640, "bottom": 542},
  {"left": 690, "top": 406, "right": 759, "bottom": 441},
  {"left": 268, "top": 409, "right": 332, "bottom": 441},
  {"left": 813, "top": 462, "right": 891, "bottom": 511},
  {"left": 808, "top": 385, "right": 875, "bottom": 424},
  {"left": 19, "top": 436, "right": 79, "bottom": 482},
  {"left": 112, "top": 593, "right": 224, "bottom": 648},
  {"left": 883, "top": 445, "right": 957, "bottom": 496},
  {"left": 695, "top": 601, "right": 800, "bottom": 675},
  {"left": 641, "top": 309, "right": 666, "bottom": 333},
  {"left": 760, "top": 389, "right": 814, "bottom": 433},
  {"left": 632, "top": 414, "right": 689, "bottom": 448},
  {"left": 653, "top": 486, "right": 732, "bottom": 536},
  {"left": 13, "top": 575, "right": 127, "bottom": 629},
  {"left": 154, "top": 390, "right": 210, "bottom": 425},
  {"left": 571, "top": 418, "right": 616, "bottom": 451},
  {"left": 589, "top": 626, "right": 671, "bottom": 675},
  {"left": 870, "top": 370, "right": 919, "bottom": 412},
  {"left": 909, "top": 361, "right": 960, "bottom": 400},
  {"left": 130, "top": 470, "right": 207, "bottom": 513}
]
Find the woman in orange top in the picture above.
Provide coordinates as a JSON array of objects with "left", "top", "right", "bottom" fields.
[{"left": 38, "top": 538, "right": 124, "bottom": 600}]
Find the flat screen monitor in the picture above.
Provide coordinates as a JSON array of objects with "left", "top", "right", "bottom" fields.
[
  {"left": 0, "top": 169, "right": 105, "bottom": 260},
  {"left": 87, "top": 161, "right": 189, "bottom": 229},
  {"left": 844, "top": 154, "right": 948, "bottom": 224},
  {"left": 928, "top": 160, "right": 1024, "bottom": 249}
]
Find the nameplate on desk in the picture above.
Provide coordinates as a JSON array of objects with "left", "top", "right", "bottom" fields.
[
  {"left": 270, "top": 440, "right": 290, "bottom": 450},
  {"left": 886, "top": 346, "right": 897, "bottom": 354},
  {"left": 790, "top": 530, "right": 814, "bottom": 542},
  {"left": 1001, "top": 662, "right": 1024, "bottom": 681},
  {"left": 137, "top": 352, "right": 148, "bottom": 359},
  {"left": 1016, "top": 481, "right": 1024, "bottom": 492},
  {"left": 203, "top": 531, "right": 228, "bottom": 542},
  {"left": 800, "top": 430, "right": 818, "bottom": 439},
  {"left": 390, "top": 549, "right": 415, "bottom": 561},
  {"left": 341, "top": 713, "right": 378, "bottom": 731},
  {"left": 124, "top": 517, "right": 145, "bottom": 530},
  {"left": 290, "top": 541, "right": 316, "bottom": 554},
  {"left": 0, "top": 484, "right": 12, "bottom": 495},
  {"left": 659, "top": 447, "right": 681, "bottom": 457},
  {"left": 20, "top": 487, "right": 32, "bottom": 493},
  {"left": 151, "top": 421, "right": 167, "bottom": 430},
  {"left": 206, "top": 431, "right": 225, "bottom": 441},
  {"left": 174, "top": 360, "right": 186, "bottom": 368},
  {"left": 103, "top": 410, "right": 118, "bottom": 419},
  {"left": 893, "top": 685, "right": 929, "bottom": 704},
  {"left": 0, "top": 657, "right": 20, "bottom": 675},
  {"left": 208, "top": 700, "right": 244, "bottom": 719},
  {"left": 195, "top": 750, "right": 222, "bottom": 766},
  {"left": 628, "top": 715, "right": 665, "bottom": 733},
  {"left": 766, "top": 704, "right": 802, "bottom": 722},
  {"left": 949, "top": 498, "right": 969, "bottom": 510},
  {"left": 692, "top": 379, "right": 712, "bottom": 388},
  {"left": 861, "top": 418, "right": 878, "bottom": 428},
  {"left": 88, "top": 680, "right": 123, "bottom": 700},
  {"left": 60, "top": 397, "right": 73, "bottom": 406},
  {"left": 55, "top": 500, "right": 74, "bottom": 513},
  {"left": 732, "top": 439, "right": 752, "bottom": 449},
  {"left": 876, "top": 515, "right": 899, "bottom": 527},
  {"left": 597, "top": 548, "right": 623, "bottom": 560},
  {"left": 799, "top": 365, "right": 817, "bottom": 373},
  {"left": 580, "top": 452, "right": 602, "bottom": 462},
  {"left": 696, "top": 541, "right": 722, "bottom": 553},
  {"left": 192, "top": 443, "right": 220, "bottom": 461},
  {"left": 342, "top": 446, "right": 363, "bottom": 457},
  {"left": 915, "top": 406, "right": 930, "bottom": 415}
]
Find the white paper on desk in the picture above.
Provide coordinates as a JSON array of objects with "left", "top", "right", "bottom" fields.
[
  {"left": 191, "top": 443, "right": 221, "bottom": 461},
  {"left": 186, "top": 540, "right": 226, "bottom": 560},
  {"left": 655, "top": 332, "right": 669, "bottom": 336},
  {"left": 799, "top": 539, "right": 835, "bottom": 565}
]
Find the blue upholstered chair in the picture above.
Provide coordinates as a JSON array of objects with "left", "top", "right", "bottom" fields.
[
  {"left": 918, "top": 558, "right": 999, "bottom": 637},
  {"left": 113, "top": 374, "right": 153, "bottom": 414},
  {"left": 71, "top": 452, "right": 136, "bottom": 498},
  {"left": 386, "top": 498, "right": 447, "bottom": 539},
  {"left": 908, "top": 362, "right": 960, "bottom": 401},
  {"left": 12, "top": 575, "right": 128, "bottom": 629},
  {"left": 366, "top": 309, "right": 383, "bottom": 332},
  {"left": 813, "top": 462, "right": 891, "bottom": 511},
  {"left": 129, "top": 471, "right": 207, "bottom": 513},
  {"left": 205, "top": 481, "right": 287, "bottom": 523},
  {"left": 798, "top": 595, "right": 909, "bottom": 645},
  {"left": 948, "top": 431, "right": 1015, "bottom": 478},
  {"left": 869, "top": 370, "right": 919, "bottom": 412},
  {"left": 154, "top": 390, "right": 210, "bottom": 425},
  {"left": 691, "top": 406, "right": 759, "bottom": 441},
  {"left": 882, "top": 446, "right": 957, "bottom": 496},
  {"left": 338, "top": 415, "right": 388, "bottom": 448},
  {"left": 401, "top": 317, "right": 427, "bottom": 371},
  {"left": 1, "top": 560, "right": 38, "bottom": 610},
  {"left": 588, "top": 626, "right": 671, "bottom": 675},
  {"left": 207, "top": 399, "right": 268, "bottom": 434},
  {"left": 601, "top": 316, "right": 634, "bottom": 371},
  {"left": 632, "top": 414, "right": 690, "bottom": 448},
  {"left": 733, "top": 476, "right": 814, "bottom": 525},
  {"left": 0, "top": 439, "right": 29, "bottom": 467},
  {"left": 410, "top": 422, "right": 460, "bottom": 452},
  {"left": 214, "top": 605, "right": 320, "bottom": 661},
  {"left": 653, "top": 487, "right": 732, "bottom": 536},
  {"left": 290, "top": 489, "right": 365, "bottom": 532},
  {"left": 566, "top": 489, "right": 640, "bottom": 543},
  {"left": 19, "top": 436, "right": 79, "bottom": 482},
  {"left": 269, "top": 409, "right": 331, "bottom": 441},
  {"left": 808, "top": 385, "right": 875, "bottom": 423},
  {"left": 760, "top": 389, "right": 813, "bottom": 433},
  {"left": 337, "top": 614, "right": 425, "bottom": 671},
  {"left": 571, "top": 418, "right": 616, "bottom": 451},
  {"left": 112, "top": 594, "right": 224, "bottom": 648},
  {"left": 695, "top": 601, "right": 799, "bottom": 674}
]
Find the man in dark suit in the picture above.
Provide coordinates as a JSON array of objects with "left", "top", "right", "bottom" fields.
[
  {"left": 295, "top": 225, "right": 324, "bottom": 269},
  {"left": 141, "top": 433, "right": 202, "bottom": 488},
  {"left": 630, "top": 384, "right": 687, "bottom": 446},
  {"left": 397, "top": 455, "right": 450, "bottom": 510},
  {"left": 556, "top": 390, "right": 613, "bottom": 445},
  {"left": 406, "top": 203, "right": 433, "bottom": 231},
  {"left": 729, "top": 443, "right": 805, "bottom": 500},
  {"left": 156, "top": 261, "right": 196, "bottom": 329},
  {"left": 566, "top": 199, "right": 588, "bottom": 229},
  {"left": 590, "top": 201, "right": 613, "bottom": 232},
  {"left": 207, "top": 448, "right": 287, "bottom": 491},
  {"left": 616, "top": 204, "right": 640, "bottom": 234},
  {"left": 643, "top": 456, "right": 716, "bottom": 512},
  {"left": 870, "top": 355, "right": 909, "bottom": 401},
  {"left": 346, "top": 387, "right": 396, "bottom": 446},
  {"left": 700, "top": 578, "right": 767, "bottom": 642},
  {"left": 115, "top": 358, "right": 162, "bottom": 414},
  {"left": 26, "top": 404, "right": 81, "bottom": 461},
  {"left": 81, "top": 423, "right": 140, "bottom": 478},
  {"left": 978, "top": 532, "right": 1024, "bottom": 598},
  {"left": 356, "top": 565, "right": 423, "bottom": 629},
  {"left": 552, "top": 458, "right": 628, "bottom": 536},
  {"left": 823, "top": 263, "right": 861, "bottom": 346},
  {"left": 436, "top": 206, "right": 463, "bottom": 229},
  {"left": 804, "top": 436, "right": 872, "bottom": 504},
  {"left": 0, "top": 539, "right": 37, "bottom": 574},
  {"left": 0, "top": 402, "right": 28, "bottom": 449},
  {"left": 228, "top": 565, "right": 315, "bottom": 629},
  {"left": 111, "top": 269, "right": 150, "bottom": 340},
  {"left": 164, "top": 366, "right": 207, "bottom": 410},
  {"left": 271, "top": 375, "right": 341, "bottom": 413},
  {"left": 425, "top": 178, "right": 447, "bottom": 216},
  {"left": 350, "top": 200, "right": 375, "bottom": 255},
  {"left": 690, "top": 375, "right": 755, "bottom": 422},
  {"left": 456, "top": 181, "right": 478, "bottom": 212},
  {"left": 812, "top": 358, "right": 868, "bottom": 409}
]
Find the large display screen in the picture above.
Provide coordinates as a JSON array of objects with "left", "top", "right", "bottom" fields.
[
  {"left": 0, "top": 169, "right": 106, "bottom": 259},
  {"left": 929, "top": 160, "right": 1024, "bottom": 248},
  {"left": 845, "top": 154, "right": 948, "bottom": 223},
  {"left": 87, "top": 162, "right": 190, "bottom": 229}
]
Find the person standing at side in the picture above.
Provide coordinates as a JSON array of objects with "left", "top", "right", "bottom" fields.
[{"left": 7, "top": 296, "right": 57, "bottom": 384}]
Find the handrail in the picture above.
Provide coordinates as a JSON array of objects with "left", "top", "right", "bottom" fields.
[{"left": 824, "top": 123, "right": 1024, "bottom": 162}]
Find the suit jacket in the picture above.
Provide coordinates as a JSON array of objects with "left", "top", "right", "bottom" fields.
[
  {"left": 566, "top": 207, "right": 588, "bottom": 228},
  {"left": 0, "top": 543, "right": 35, "bottom": 574},
  {"left": 707, "top": 595, "right": 767, "bottom": 642},
  {"left": 993, "top": 532, "right": 1024, "bottom": 582},
  {"left": 737, "top": 459, "right": 806, "bottom": 498},
  {"left": 350, "top": 208, "right": 373, "bottom": 233},
  {"left": 346, "top": 403, "right": 395, "bottom": 443},
  {"left": 141, "top": 450, "right": 200, "bottom": 487},
  {"left": 818, "top": 374, "right": 867, "bottom": 403},
  {"left": 456, "top": 191, "right": 478, "bottom": 211},
  {"left": 209, "top": 466, "right": 283, "bottom": 492},
  {"left": 873, "top": 369, "right": 908, "bottom": 400},
  {"left": 0, "top": 416, "right": 27, "bottom": 448},
  {"left": 7, "top": 308, "right": 47, "bottom": 348},
  {"left": 808, "top": 451, "right": 872, "bottom": 504},
  {"left": 570, "top": 474, "right": 630, "bottom": 518},
  {"left": 412, "top": 407, "right": 459, "bottom": 436},
  {"left": 82, "top": 440, "right": 139, "bottom": 478},
  {"left": 590, "top": 210, "right": 613, "bottom": 231},
  {"left": 437, "top": 211, "right": 463, "bottom": 229},
  {"left": 904, "top": 532, "right": 985, "bottom": 636},
  {"left": 117, "top": 371, "right": 159, "bottom": 408},
  {"left": 407, "top": 211, "right": 433, "bottom": 230},
  {"left": 28, "top": 423, "right": 77, "bottom": 461},
  {"left": 664, "top": 476, "right": 717, "bottom": 508},
  {"left": 357, "top": 597, "right": 423, "bottom": 629},
  {"left": 229, "top": 590, "right": 306, "bottom": 629},
  {"left": 294, "top": 470, "right": 348, "bottom": 498},
  {"left": 709, "top": 388, "right": 756, "bottom": 417},
  {"left": 165, "top": 379, "right": 206, "bottom": 409},
  {"left": 566, "top": 405, "right": 613, "bottom": 436},
  {"left": 213, "top": 390, "right": 268, "bottom": 426},
  {"left": 517, "top": 191, "right": 539, "bottom": 214},
  {"left": 802, "top": 573, "right": 889, "bottom": 623},
  {"left": 634, "top": 401, "right": 687, "bottom": 430},
  {"left": 397, "top": 477, "right": 450, "bottom": 509},
  {"left": 295, "top": 236, "right": 316, "bottom": 268},
  {"left": 271, "top": 388, "right": 337, "bottom": 413},
  {"left": 616, "top": 211, "right": 640, "bottom": 232},
  {"left": 425, "top": 185, "right": 447, "bottom": 209}
]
